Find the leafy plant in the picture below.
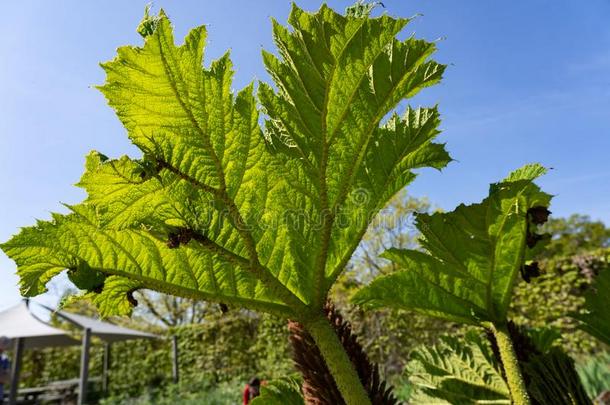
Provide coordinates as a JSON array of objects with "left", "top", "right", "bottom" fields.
[
  {"left": 536, "top": 214, "right": 610, "bottom": 260},
  {"left": 408, "top": 323, "right": 592, "bottom": 405},
  {"left": 0, "top": 4, "right": 449, "bottom": 404},
  {"left": 407, "top": 333, "right": 510, "bottom": 404},
  {"left": 250, "top": 378, "right": 305, "bottom": 405},
  {"left": 353, "top": 164, "right": 552, "bottom": 404}
]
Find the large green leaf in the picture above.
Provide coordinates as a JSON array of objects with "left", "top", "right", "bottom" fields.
[
  {"left": 353, "top": 164, "right": 551, "bottom": 325},
  {"left": 407, "top": 334, "right": 510, "bottom": 404},
  {"left": 1, "top": 5, "right": 448, "bottom": 319},
  {"left": 572, "top": 263, "right": 610, "bottom": 346}
]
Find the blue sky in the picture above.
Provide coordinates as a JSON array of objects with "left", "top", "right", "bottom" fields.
[{"left": 1, "top": 0, "right": 609, "bottom": 311}]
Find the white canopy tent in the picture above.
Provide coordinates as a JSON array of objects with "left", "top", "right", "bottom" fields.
[
  {"left": 43, "top": 305, "right": 157, "bottom": 404},
  {"left": 40, "top": 304, "right": 158, "bottom": 405},
  {"left": 0, "top": 301, "right": 162, "bottom": 405},
  {"left": 0, "top": 300, "right": 78, "bottom": 405},
  {"left": 0, "top": 301, "right": 77, "bottom": 349},
  {"left": 47, "top": 309, "right": 156, "bottom": 342}
]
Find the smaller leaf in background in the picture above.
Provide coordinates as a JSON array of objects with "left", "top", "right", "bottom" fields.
[
  {"left": 353, "top": 163, "right": 552, "bottom": 326},
  {"left": 572, "top": 262, "right": 610, "bottom": 346},
  {"left": 407, "top": 333, "right": 510, "bottom": 404},
  {"left": 250, "top": 378, "right": 304, "bottom": 405}
]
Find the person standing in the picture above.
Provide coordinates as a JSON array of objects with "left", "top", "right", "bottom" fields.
[
  {"left": 0, "top": 336, "right": 11, "bottom": 401},
  {"left": 242, "top": 377, "right": 260, "bottom": 405}
]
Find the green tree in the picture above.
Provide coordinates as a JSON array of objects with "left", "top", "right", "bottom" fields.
[
  {"left": 0, "top": 5, "right": 449, "bottom": 403},
  {"left": 134, "top": 291, "right": 210, "bottom": 327},
  {"left": 538, "top": 214, "right": 610, "bottom": 259},
  {"left": 346, "top": 190, "right": 432, "bottom": 280},
  {"left": 510, "top": 249, "right": 609, "bottom": 355}
]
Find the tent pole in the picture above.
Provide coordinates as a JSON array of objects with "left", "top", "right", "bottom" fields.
[
  {"left": 102, "top": 342, "right": 110, "bottom": 393},
  {"left": 78, "top": 328, "right": 91, "bottom": 405},
  {"left": 172, "top": 335, "right": 179, "bottom": 384},
  {"left": 8, "top": 337, "right": 24, "bottom": 405}
]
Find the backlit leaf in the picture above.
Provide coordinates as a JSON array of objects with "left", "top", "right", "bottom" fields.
[
  {"left": 1, "top": 5, "right": 448, "bottom": 321},
  {"left": 353, "top": 164, "right": 551, "bottom": 325}
]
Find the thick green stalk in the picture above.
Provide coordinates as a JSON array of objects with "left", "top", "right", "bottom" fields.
[
  {"left": 305, "top": 314, "right": 372, "bottom": 405},
  {"left": 492, "top": 323, "right": 531, "bottom": 405}
]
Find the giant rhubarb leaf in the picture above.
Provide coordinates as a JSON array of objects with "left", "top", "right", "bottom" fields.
[
  {"left": 1, "top": 5, "right": 448, "bottom": 320},
  {"left": 353, "top": 164, "right": 552, "bottom": 325},
  {"left": 0, "top": 5, "right": 453, "bottom": 403}
]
